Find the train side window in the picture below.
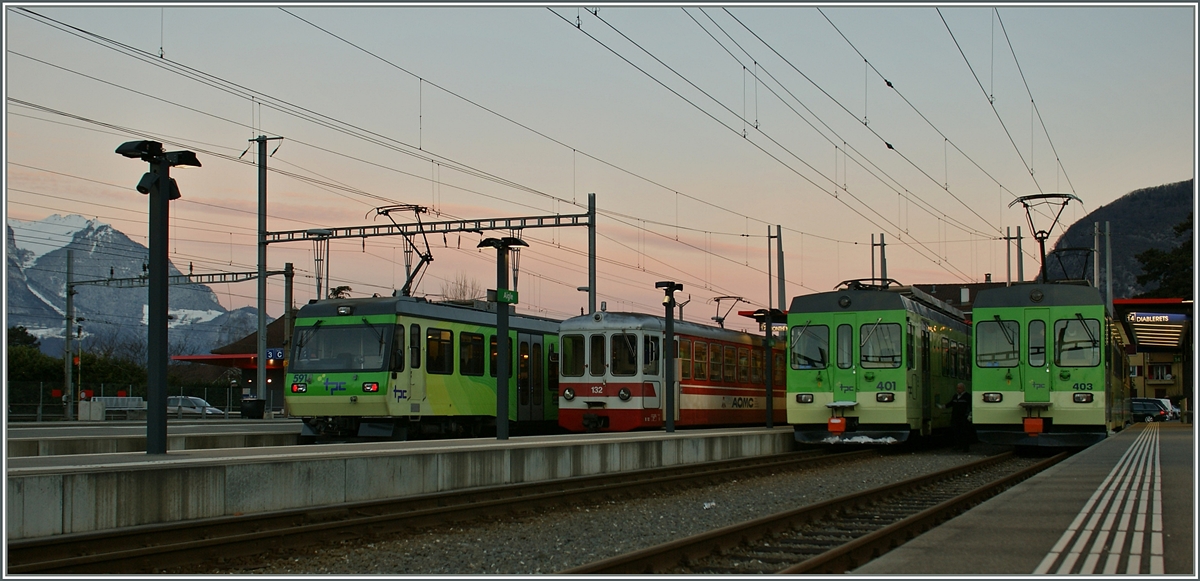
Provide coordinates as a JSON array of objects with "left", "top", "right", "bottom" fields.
[
  {"left": 709, "top": 343, "right": 723, "bottom": 381},
  {"left": 392, "top": 326, "right": 405, "bottom": 372},
  {"left": 773, "top": 351, "right": 786, "bottom": 384},
  {"left": 976, "top": 320, "right": 1020, "bottom": 367},
  {"left": 750, "top": 348, "right": 763, "bottom": 384},
  {"left": 693, "top": 341, "right": 708, "bottom": 380},
  {"left": 861, "top": 323, "right": 902, "bottom": 369},
  {"left": 547, "top": 344, "right": 560, "bottom": 398},
  {"left": 643, "top": 335, "right": 660, "bottom": 376},
  {"left": 906, "top": 323, "right": 915, "bottom": 370},
  {"left": 941, "top": 337, "right": 950, "bottom": 375},
  {"left": 679, "top": 339, "right": 692, "bottom": 380},
  {"left": 426, "top": 328, "right": 453, "bottom": 375},
  {"left": 1054, "top": 318, "right": 1100, "bottom": 367},
  {"left": 590, "top": 334, "right": 606, "bottom": 376},
  {"left": 837, "top": 325, "right": 853, "bottom": 369},
  {"left": 738, "top": 347, "right": 751, "bottom": 383},
  {"left": 723, "top": 346, "right": 737, "bottom": 382},
  {"left": 488, "top": 336, "right": 513, "bottom": 378},
  {"left": 1028, "top": 320, "right": 1046, "bottom": 367},
  {"left": 409, "top": 324, "right": 421, "bottom": 369},
  {"left": 459, "top": 332, "right": 485, "bottom": 376},
  {"left": 561, "top": 334, "right": 585, "bottom": 377},
  {"left": 791, "top": 325, "right": 828, "bottom": 369},
  {"left": 611, "top": 333, "right": 638, "bottom": 376}
]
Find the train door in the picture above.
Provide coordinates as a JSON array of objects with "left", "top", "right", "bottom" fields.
[
  {"left": 408, "top": 323, "right": 426, "bottom": 412},
  {"left": 516, "top": 333, "right": 543, "bottom": 421},
  {"left": 1024, "top": 309, "right": 1050, "bottom": 403},
  {"left": 921, "top": 327, "right": 932, "bottom": 430},
  {"left": 831, "top": 314, "right": 858, "bottom": 402},
  {"left": 644, "top": 333, "right": 661, "bottom": 410},
  {"left": 386, "top": 321, "right": 413, "bottom": 416}
]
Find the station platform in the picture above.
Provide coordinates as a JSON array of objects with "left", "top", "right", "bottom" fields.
[
  {"left": 5, "top": 425, "right": 794, "bottom": 541},
  {"left": 6, "top": 419, "right": 302, "bottom": 457},
  {"left": 853, "top": 422, "right": 1195, "bottom": 575}
]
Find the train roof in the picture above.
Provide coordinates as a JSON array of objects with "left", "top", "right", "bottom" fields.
[
  {"left": 788, "top": 285, "right": 965, "bottom": 322},
  {"left": 972, "top": 283, "right": 1104, "bottom": 310},
  {"left": 294, "top": 295, "right": 561, "bottom": 332},
  {"left": 559, "top": 311, "right": 764, "bottom": 343}
]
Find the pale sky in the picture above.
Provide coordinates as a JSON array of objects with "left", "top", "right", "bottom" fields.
[{"left": 5, "top": 3, "right": 1196, "bottom": 331}]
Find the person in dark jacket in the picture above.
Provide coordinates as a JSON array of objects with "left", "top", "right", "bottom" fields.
[{"left": 945, "top": 382, "right": 972, "bottom": 452}]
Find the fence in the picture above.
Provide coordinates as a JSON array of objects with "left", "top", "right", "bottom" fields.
[{"left": 6, "top": 381, "right": 282, "bottom": 422}]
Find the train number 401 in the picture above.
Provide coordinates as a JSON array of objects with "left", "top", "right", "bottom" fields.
[
  {"left": 876, "top": 381, "right": 897, "bottom": 391},
  {"left": 1072, "top": 382, "right": 1094, "bottom": 391}
]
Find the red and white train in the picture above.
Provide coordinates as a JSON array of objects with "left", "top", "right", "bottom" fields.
[{"left": 557, "top": 311, "right": 786, "bottom": 432}]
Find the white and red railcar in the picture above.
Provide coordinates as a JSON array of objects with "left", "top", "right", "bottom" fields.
[{"left": 557, "top": 311, "right": 786, "bottom": 432}]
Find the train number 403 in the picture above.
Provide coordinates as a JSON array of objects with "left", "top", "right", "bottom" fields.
[{"left": 1072, "top": 382, "right": 1094, "bottom": 391}]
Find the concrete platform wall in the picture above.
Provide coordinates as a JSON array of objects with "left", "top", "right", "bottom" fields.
[
  {"left": 7, "top": 432, "right": 299, "bottom": 458},
  {"left": 7, "top": 431, "right": 793, "bottom": 540}
]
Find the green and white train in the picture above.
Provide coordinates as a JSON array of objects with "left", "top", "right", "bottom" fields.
[
  {"left": 971, "top": 283, "right": 1129, "bottom": 447},
  {"left": 787, "top": 280, "right": 971, "bottom": 444},
  {"left": 285, "top": 295, "right": 560, "bottom": 440}
]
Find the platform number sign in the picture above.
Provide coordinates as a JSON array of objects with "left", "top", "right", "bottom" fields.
[{"left": 266, "top": 348, "right": 285, "bottom": 360}]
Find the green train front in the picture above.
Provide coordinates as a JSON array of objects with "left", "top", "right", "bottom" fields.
[
  {"left": 285, "top": 295, "right": 560, "bottom": 439},
  {"left": 972, "top": 284, "right": 1128, "bottom": 447},
  {"left": 787, "top": 284, "right": 970, "bottom": 444}
]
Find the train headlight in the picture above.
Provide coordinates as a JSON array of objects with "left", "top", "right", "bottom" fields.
[
  {"left": 1073, "top": 393, "right": 1093, "bottom": 404},
  {"left": 796, "top": 393, "right": 814, "bottom": 404},
  {"left": 291, "top": 383, "right": 307, "bottom": 393},
  {"left": 563, "top": 387, "right": 576, "bottom": 401},
  {"left": 618, "top": 387, "right": 632, "bottom": 401},
  {"left": 362, "top": 382, "right": 379, "bottom": 393},
  {"left": 876, "top": 392, "right": 895, "bottom": 403},
  {"left": 982, "top": 392, "right": 1003, "bottom": 403}
]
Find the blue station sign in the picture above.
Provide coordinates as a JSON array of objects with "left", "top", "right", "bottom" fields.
[{"left": 1126, "top": 312, "right": 1188, "bottom": 324}]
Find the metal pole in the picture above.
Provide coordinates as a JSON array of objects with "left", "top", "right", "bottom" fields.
[
  {"left": 256, "top": 136, "right": 267, "bottom": 402},
  {"left": 880, "top": 233, "right": 888, "bottom": 285},
  {"left": 496, "top": 247, "right": 510, "bottom": 440},
  {"left": 765, "top": 227, "right": 773, "bottom": 429},
  {"left": 588, "top": 193, "right": 597, "bottom": 314},
  {"left": 1093, "top": 222, "right": 1101, "bottom": 288},
  {"left": 664, "top": 292, "right": 675, "bottom": 433},
  {"left": 1006, "top": 226, "right": 1012, "bottom": 287},
  {"left": 146, "top": 159, "right": 170, "bottom": 454},
  {"left": 64, "top": 249, "right": 74, "bottom": 421},
  {"left": 1017, "top": 226, "right": 1024, "bottom": 283},
  {"left": 284, "top": 262, "right": 294, "bottom": 357},
  {"left": 776, "top": 225, "right": 785, "bottom": 311},
  {"left": 1105, "top": 222, "right": 1113, "bottom": 316}
]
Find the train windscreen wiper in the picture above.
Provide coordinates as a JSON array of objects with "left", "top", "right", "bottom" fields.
[
  {"left": 296, "top": 320, "right": 324, "bottom": 350},
  {"left": 1076, "top": 313, "right": 1098, "bottom": 347},
  {"left": 362, "top": 317, "right": 385, "bottom": 355},
  {"left": 994, "top": 315, "right": 1015, "bottom": 347},
  {"left": 860, "top": 318, "right": 883, "bottom": 348}
]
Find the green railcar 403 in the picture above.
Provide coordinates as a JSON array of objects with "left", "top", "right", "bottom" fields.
[{"left": 972, "top": 283, "right": 1129, "bottom": 447}]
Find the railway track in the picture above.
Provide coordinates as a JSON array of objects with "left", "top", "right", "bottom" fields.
[
  {"left": 561, "top": 450, "right": 1069, "bottom": 574},
  {"left": 8, "top": 448, "right": 871, "bottom": 574}
]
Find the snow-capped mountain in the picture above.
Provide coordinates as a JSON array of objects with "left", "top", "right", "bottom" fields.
[{"left": 6, "top": 215, "right": 265, "bottom": 357}]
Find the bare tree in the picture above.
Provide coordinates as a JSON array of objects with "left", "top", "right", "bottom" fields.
[
  {"left": 441, "top": 272, "right": 484, "bottom": 301},
  {"left": 328, "top": 285, "right": 353, "bottom": 299}
]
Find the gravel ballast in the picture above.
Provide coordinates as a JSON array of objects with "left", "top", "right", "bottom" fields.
[{"left": 174, "top": 446, "right": 1008, "bottom": 575}]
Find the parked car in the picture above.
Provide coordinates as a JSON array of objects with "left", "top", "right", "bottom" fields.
[
  {"left": 166, "top": 396, "right": 223, "bottom": 416},
  {"left": 1131, "top": 399, "right": 1170, "bottom": 423}
]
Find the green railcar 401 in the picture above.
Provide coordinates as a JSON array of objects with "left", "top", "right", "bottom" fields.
[
  {"left": 787, "top": 280, "right": 970, "bottom": 444},
  {"left": 285, "top": 295, "right": 560, "bottom": 440},
  {"left": 972, "top": 283, "right": 1129, "bottom": 447}
]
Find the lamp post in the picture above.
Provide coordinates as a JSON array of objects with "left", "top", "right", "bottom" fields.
[
  {"left": 116, "top": 140, "right": 200, "bottom": 455},
  {"left": 656, "top": 281, "right": 682, "bottom": 432},
  {"left": 479, "top": 236, "right": 528, "bottom": 440}
]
